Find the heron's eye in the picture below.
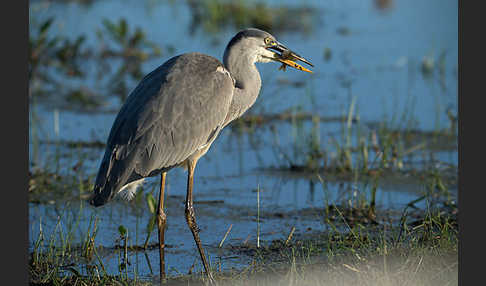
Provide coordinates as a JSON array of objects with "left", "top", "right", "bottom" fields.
[{"left": 264, "top": 37, "right": 277, "bottom": 47}]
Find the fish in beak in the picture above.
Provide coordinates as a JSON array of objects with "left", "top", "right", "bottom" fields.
[{"left": 266, "top": 42, "right": 314, "bottom": 73}]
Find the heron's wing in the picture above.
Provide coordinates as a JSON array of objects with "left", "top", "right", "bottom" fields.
[{"left": 93, "top": 53, "right": 234, "bottom": 204}]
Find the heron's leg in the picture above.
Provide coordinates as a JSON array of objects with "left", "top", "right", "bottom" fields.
[
  {"left": 185, "top": 160, "right": 214, "bottom": 281},
  {"left": 157, "top": 172, "right": 167, "bottom": 281}
]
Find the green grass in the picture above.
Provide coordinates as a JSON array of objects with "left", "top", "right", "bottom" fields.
[
  {"left": 256, "top": 92, "right": 457, "bottom": 185},
  {"left": 158, "top": 193, "right": 456, "bottom": 286},
  {"left": 207, "top": 195, "right": 457, "bottom": 285},
  {"left": 28, "top": 136, "right": 457, "bottom": 285},
  {"left": 214, "top": 246, "right": 457, "bottom": 286},
  {"left": 32, "top": 144, "right": 456, "bottom": 285}
]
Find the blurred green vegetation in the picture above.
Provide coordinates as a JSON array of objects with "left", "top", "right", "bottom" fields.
[
  {"left": 96, "top": 18, "right": 164, "bottom": 101},
  {"left": 29, "top": 17, "right": 166, "bottom": 110},
  {"left": 186, "top": 0, "right": 316, "bottom": 35},
  {"left": 29, "top": 17, "right": 87, "bottom": 95}
]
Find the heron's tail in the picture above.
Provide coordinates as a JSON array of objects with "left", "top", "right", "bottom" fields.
[
  {"left": 90, "top": 174, "right": 143, "bottom": 206},
  {"left": 89, "top": 150, "right": 121, "bottom": 207},
  {"left": 89, "top": 146, "right": 142, "bottom": 207},
  {"left": 90, "top": 171, "right": 131, "bottom": 207},
  {"left": 89, "top": 173, "right": 118, "bottom": 206},
  {"left": 89, "top": 186, "right": 110, "bottom": 207}
]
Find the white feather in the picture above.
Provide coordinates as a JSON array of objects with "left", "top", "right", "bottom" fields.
[
  {"left": 117, "top": 178, "right": 147, "bottom": 201},
  {"left": 257, "top": 46, "right": 276, "bottom": 63}
]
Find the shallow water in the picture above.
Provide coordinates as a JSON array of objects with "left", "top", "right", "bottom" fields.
[{"left": 29, "top": 0, "right": 457, "bottom": 279}]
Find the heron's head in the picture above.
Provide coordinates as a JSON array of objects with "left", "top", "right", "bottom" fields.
[{"left": 224, "top": 28, "right": 313, "bottom": 73}]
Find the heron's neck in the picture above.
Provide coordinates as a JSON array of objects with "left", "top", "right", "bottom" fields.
[{"left": 222, "top": 50, "right": 262, "bottom": 126}]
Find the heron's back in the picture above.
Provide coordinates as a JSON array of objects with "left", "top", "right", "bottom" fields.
[{"left": 91, "top": 53, "right": 235, "bottom": 206}]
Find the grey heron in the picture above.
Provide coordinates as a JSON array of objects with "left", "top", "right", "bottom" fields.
[{"left": 89, "top": 28, "right": 313, "bottom": 282}]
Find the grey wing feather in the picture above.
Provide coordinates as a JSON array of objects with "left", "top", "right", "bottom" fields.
[{"left": 91, "top": 53, "right": 234, "bottom": 206}]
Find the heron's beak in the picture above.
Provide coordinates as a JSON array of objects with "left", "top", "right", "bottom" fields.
[{"left": 266, "top": 42, "right": 313, "bottom": 73}]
